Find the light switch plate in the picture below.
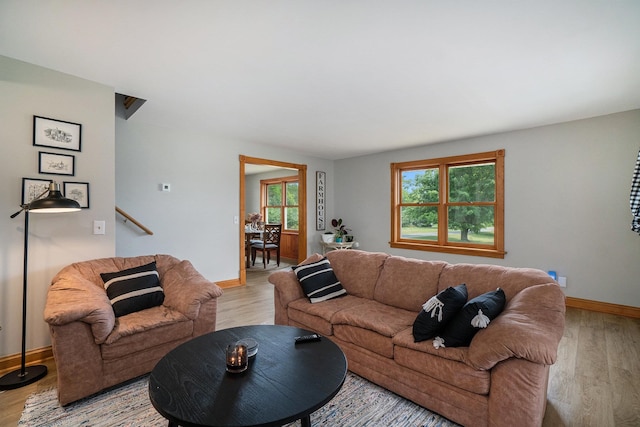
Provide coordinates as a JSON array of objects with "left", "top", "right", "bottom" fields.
[{"left": 93, "top": 220, "right": 106, "bottom": 235}]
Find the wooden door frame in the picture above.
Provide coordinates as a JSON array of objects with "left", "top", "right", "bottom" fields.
[{"left": 239, "top": 155, "right": 307, "bottom": 285}]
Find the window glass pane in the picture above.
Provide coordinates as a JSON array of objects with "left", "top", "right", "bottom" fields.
[
  {"left": 266, "top": 207, "right": 281, "bottom": 224},
  {"left": 401, "top": 169, "right": 439, "bottom": 203},
  {"left": 400, "top": 206, "right": 438, "bottom": 241},
  {"left": 447, "top": 206, "right": 494, "bottom": 244},
  {"left": 285, "top": 207, "right": 299, "bottom": 230},
  {"left": 267, "top": 184, "right": 282, "bottom": 206},
  {"left": 285, "top": 182, "right": 298, "bottom": 206},
  {"left": 448, "top": 163, "right": 495, "bottom": 202}
]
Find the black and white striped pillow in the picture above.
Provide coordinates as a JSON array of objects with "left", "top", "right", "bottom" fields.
[
  {"left": 101, "top": 262, "right": 164, "bottom": 317},
  {"left": 292, "top": 257, "right": 347, "bottom": 303}
]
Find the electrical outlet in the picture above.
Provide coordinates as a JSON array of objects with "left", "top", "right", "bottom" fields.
[{"left": 558, "top": 276, "right": 567, "bottom": 288}]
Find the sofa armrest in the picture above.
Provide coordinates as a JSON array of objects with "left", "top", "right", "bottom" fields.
[
  {"left": 269, "top": 268, "right": 306, "bottom": 325},
  {"left": 268, "top": 253, "right": 323, "bottom": 311},
  {"left": 161, "top": 260, "right": 224, "bottom": 319},
  {"left": 467, "top": 283, "right": 566, "bottom": 370},
  {"left": 44, "top": 271, "right": 115, "bottom": 344},
  {"left": 269, "top": 269, "right": 306, "bottom": 307}
]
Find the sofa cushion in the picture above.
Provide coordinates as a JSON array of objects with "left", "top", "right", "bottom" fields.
[
  {"left": 292, "top": 257, "right": 347, "bottom": 303},
  {"left": 325, "top": 250, "right": 389, "bottom": 299},
  {"left": 373, "top": 256, "right": 448, "bottom": 311},
  {"left": 393, "top": 328, "right": 490, "bottom": 395},
  {"left": 438, "top": 263, "right": 555, "bottom": 301},
  {"left": 332, "top": 300, "right": 416, "bottom": 358},
  {"left": 104, "top": 305, "right": 189, "bottom": 345},
  {"left": 101, "top": 262, "right": 165, "bottom": 317},
  {"left": 413, "top": 284, "right": 468, "bottom": 342},
  {"left": 102, "top": 306, "right": 192, "bottom": 357},
  {"left": 287, "top": 295, "right": 369, "bottom": 336},
  {"left": 436, "top": 288, "right": 506, "bottom": 348}
]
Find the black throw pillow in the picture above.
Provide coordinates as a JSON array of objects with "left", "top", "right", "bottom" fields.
[
  {"left": 292, "top": 257, "right": 347, "bottom": 303},
  {"left": 101, "top": 262, "right": 164, "bottom": 317},
  {"left": 434, "top": 288, "right": 506, "bottom": 348},
  {"left": 412, "top": 284, "right": 468, "bottom": 342}
]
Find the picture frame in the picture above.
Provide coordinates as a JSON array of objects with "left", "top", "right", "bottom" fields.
[
  {"left": 38, "top": 151, "right": 75, "bottom": 176},
  {"left": 22, "top": 177, "right": 53, "bottom": 205},
  {"left": 33, "top": 115, "right": 82, "bottom": 152},
  {"left": 316, "top": 171, "right": 326, "bottom": 230},
  {"left": 63, "top": 181, "right": 90, "bottom": 208}
]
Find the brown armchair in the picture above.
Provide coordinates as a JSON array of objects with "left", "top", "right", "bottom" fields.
[{"left": 44, "top": 254, "right": 223, "bottom": 405}]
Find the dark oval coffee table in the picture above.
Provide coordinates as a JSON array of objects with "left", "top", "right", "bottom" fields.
[{"left": 148, "top": 325, "right": 347, "bottom": 427}]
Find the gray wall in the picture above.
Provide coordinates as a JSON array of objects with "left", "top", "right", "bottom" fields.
[
  {"left": 334, "top": 110, "right": 640, "bottom": 307},
  {"left": 2, "top": 54, "right": 637, "bottom": 360},
  {"left": 0, "top": 56, "right": 116, "bottom": 358},
  {"left": 115, "top": 117, "right": 335, "bottom": 281}
]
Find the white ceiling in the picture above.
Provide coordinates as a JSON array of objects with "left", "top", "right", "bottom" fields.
[{"left": 1, "top": 1, "right": 639, "bottom": 160}]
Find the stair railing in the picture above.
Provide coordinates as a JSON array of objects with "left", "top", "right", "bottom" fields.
[{"left": 115, "top": 206, "right": 154, "bottom": 235}]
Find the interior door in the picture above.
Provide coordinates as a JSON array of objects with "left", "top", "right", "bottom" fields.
[{"left": 239, "top": 155, "right": 307, "bottom": 285}]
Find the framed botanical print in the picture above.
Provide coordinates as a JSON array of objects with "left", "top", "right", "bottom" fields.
[
  {"left": 33, "top": 115, "right": 82, "bottom": 152},
  {"left": 22, "top": 177, "right": 53, "bottom": 205},
  {"left": 38, "top": 151, "right": 75, "bottom": 176},
  {"left": 63, "top": 181, "right": 90, "bottom": 208}
]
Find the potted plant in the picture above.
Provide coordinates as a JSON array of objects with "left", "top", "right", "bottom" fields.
[{"left": 331, "top": 218, "right": 351, "bottom": 243}]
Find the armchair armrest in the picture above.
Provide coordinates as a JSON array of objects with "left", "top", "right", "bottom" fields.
[
  {"left": 467, "top": 283, "right": 566, "bottom": 370},
  {"left": 161, "top": 260, "right": 223, "bottom": 319},
  {"left": 44, "top": 270, "right": 115, "bottom": 344}
]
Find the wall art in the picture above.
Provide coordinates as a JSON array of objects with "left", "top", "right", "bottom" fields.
[
  {"left": 316, "top": 171, "right": 326, "bottom": 230},
  {"left": 22, "top": 177, "right": 53, "bottom": 205},
  {"left": 33, "top": 115, "right": 82, "bottom": 152},
  {"left": 63, "top": 181, "right": 90, "bottom": 208},
  {"left": 38, "top": 151, "right": 75, "bottom": 176}
]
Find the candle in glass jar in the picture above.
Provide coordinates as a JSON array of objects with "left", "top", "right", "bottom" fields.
[{"left": 226, "top": 343, "right": 248, "bottom": 373}]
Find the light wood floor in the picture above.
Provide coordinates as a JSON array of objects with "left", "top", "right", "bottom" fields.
[{"left": 1, "top": 267, "right": 639, "bottom": 426}]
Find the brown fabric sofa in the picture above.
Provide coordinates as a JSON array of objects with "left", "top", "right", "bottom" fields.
[
  {"left": 268, "top": 250, "right": 566, "bottom": 427},
  {"left": 44, "top": 254, "right": 223, "bottom": 405}
]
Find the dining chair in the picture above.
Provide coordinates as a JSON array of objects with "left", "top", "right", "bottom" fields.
[{"left": 251, "top": 223, "right": 282, "bottom": 268}]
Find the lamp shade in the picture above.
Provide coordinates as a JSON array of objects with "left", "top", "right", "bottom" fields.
[{"left": 29, "top": 182, "right": 81, "bottom": 213}]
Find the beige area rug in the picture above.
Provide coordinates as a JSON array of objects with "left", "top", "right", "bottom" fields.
[{"left": 19, "top": 373, "right": 460, "bottom": 426}]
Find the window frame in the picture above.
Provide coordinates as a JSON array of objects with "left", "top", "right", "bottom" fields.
[
  {"left": 260, "top": 175, "right": 299, "bottom": 232},
  {"left": 390, "top": 149, "right": 506, "bottom": 258}
]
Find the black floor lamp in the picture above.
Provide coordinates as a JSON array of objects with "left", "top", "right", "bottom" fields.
[{"left": 0, "top": 182, "right": 81, "bottom": 390}]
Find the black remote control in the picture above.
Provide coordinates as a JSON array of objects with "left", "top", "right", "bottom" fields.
[{"left": 295, "top": 334, "right": 321, "bottom": 344}]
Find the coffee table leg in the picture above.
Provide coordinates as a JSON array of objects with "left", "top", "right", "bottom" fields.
[{"left": 301, "top": 415, "right": 311, "bottom": 427}]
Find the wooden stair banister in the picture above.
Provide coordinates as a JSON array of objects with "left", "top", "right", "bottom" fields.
[{"left": 115, "top": 206, "right": 154, "bottom": 235}]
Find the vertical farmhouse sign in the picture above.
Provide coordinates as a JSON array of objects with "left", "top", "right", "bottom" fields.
[{"left": 316, "top": 171, "right": 326, "bottom": 230}]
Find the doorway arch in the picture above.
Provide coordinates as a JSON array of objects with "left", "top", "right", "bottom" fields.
[{"left": 239, "top": 155, "right": 307, "bottom": 285}]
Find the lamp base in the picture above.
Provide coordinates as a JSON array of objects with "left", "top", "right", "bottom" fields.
[{"left": 0, "top": 364, "right": 47, "bottom": 390}]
